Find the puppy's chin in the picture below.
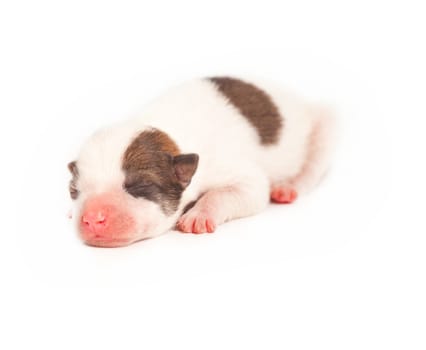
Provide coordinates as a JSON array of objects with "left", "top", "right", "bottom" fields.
[
  {"left": 81, "top": 229, "right": 154, "bottom": 247},
  {"left": 83, "top": 237, "right": 136, "bottom": 248}
]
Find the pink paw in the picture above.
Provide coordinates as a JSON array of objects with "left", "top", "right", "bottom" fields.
[
  {"left": 177, "top": 211, "right": 216, "bottom": 234},
  {"left": 270, "top": 187, "right": 298, "bottom": 204}
]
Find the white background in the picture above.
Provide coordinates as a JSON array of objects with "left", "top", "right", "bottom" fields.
[{"left": 1, "top": 1, "right": 425, "bottom": 349}]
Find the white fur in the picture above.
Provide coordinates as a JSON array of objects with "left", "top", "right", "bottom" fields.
[
  {"left": 72, "top": 122, "right": 182, "bottom": 241},
  {"left": 71, "top": 77, "right": 335, "bottom": 242}
]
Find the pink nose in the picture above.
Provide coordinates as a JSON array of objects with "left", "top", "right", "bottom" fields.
[{"left": 81, "top": 210, "right": 108, "bottom": 233}]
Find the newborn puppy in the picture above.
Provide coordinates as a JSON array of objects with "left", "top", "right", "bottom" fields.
[{"left": 68, "top": 77, "right": 335, "bottom": 247}]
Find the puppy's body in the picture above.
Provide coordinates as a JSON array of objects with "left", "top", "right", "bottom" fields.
[{"left": 69, "top": 77, "right": 335, "bottom": 247}]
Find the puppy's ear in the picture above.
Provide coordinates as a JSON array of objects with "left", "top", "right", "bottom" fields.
[
  {"left": 68, "top": 161, "right": 78, "bottom": 177},
  {"left": 173, "top": 154, "right": 199, "bottom": 188}
]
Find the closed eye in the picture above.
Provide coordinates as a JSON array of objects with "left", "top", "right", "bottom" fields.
[{"left": 124, "top": 182, "right": 158, "bottom": 198}]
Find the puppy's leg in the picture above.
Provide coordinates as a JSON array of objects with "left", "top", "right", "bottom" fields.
[
  {"left": 177, "top": 171, "right": 269, "bottom": 234},
  {"left": 271, "top": 107, "right": 336, "bottom": 204}
]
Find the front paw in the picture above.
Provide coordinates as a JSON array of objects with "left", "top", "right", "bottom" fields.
[{"left": 177, "top": 210, "right": 216, "bottom": 234}]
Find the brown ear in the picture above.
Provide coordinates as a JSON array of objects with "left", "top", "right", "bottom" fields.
[
  {"left": 173, "top": 154, "right": 199, "bottom": 188},
  {"left": 68, "top": 161, "right": 78, "bottom": 177}
]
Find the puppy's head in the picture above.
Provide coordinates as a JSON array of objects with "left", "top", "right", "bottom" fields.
[{"left": 68, "top": 123, "right": 198, "bottom": 247}]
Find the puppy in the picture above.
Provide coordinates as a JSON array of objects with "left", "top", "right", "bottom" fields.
[{"left": 68, "top": 77, "right": 335, "bottom": 247}]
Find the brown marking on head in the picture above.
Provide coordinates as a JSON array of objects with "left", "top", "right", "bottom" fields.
[
  {"left": 208, "top": 76, "right": 283, "bottom": 145},
  {"left": 67, "top": 161, "right": 79, "bottom": 200},
  {"left": 122, "top": 128, "right": 198, "bottom": 215}
]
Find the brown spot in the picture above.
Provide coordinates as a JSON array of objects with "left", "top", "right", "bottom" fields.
[
  {"left": 123, "top": 128, "right": 180, "bottom": 161},
  {"left": 67, "top": 161, "right": 79, "bottom": 200},
  {"left": 208, "top": 76, "right": 283, "bottom": 145},
  {"left": 122, "top": 129, "right": 198, "bottom": 215}
]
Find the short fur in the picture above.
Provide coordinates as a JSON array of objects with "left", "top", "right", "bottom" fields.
[
  {"left": 208, "top": 76, "right": 282, "bottom": 145},
  {"left": 68, "top": 77, "right": 335, "bottom": 247},
  {"left": 122, "top": 129, "right": 183, "bottom": 215}
]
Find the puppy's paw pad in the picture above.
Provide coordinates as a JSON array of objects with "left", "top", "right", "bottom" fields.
[
  {"left": 270, "top": 187, "right": 298, "bottom": 204},
  {"left": 177, "top": 212, "right": 216, "bottom": 234}
]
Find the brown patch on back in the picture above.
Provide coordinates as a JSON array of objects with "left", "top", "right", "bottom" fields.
[
  {"left": 122, "top": 129, "right": 197, "bottom": 215},
  {"left": 208, "top": 76, "right": 283, "bottom": 145}
]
